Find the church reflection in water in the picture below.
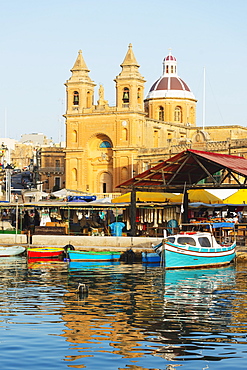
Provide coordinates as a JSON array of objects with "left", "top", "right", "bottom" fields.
[{"left": 60, "top": 262, "right": 237, "bottom": 363}]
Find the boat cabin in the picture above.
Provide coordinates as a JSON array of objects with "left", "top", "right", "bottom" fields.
[{"left": 167, "top": 232, "right": 220, "bottom": 248}]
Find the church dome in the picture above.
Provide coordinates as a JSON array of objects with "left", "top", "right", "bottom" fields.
[
  {"left": 164, "top": 54, "right": 176, "bottom": 61},
  {"left": 146, "top": 51, "right": 195, "bottom": 100}
]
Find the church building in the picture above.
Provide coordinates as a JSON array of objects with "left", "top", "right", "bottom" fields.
[{"left": 64, "top": 44, "right": 247, "bottom": 194}]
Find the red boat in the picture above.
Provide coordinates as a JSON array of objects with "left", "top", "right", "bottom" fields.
[{"left": 27, "top": 247, "right": 65, "bottom": 259}]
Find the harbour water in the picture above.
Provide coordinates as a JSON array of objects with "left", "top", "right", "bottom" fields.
[{"left": 0, "top": 257, "right": 247, "bottom": 369}]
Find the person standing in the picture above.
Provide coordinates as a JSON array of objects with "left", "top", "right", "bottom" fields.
[
  {"left": 23, "top": 210, "right": 30, "bottom": 231},
  {"left": 34, "top": 209, "right": 40, "bottom": 226},
  {"left": 109, "top": 218, "right": 125, "bottom": 236}
]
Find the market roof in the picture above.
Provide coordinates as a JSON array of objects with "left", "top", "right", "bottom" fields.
[{"left": 118, "top": 149, "right": 247, "bottom": 192}]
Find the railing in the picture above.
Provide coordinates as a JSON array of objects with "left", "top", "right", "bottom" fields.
[
  {"left": 39, "top": 167, "right": 64, "bottom": 173},
  {"left": 93, "top": 193, "right": 121, "bottom": 199}
]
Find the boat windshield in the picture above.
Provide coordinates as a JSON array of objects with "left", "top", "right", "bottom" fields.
[
  {"left": 177, "top": 237, "right": 196, "bottom": 246},
  {"left": 198, "top": 237, "right": 212, "bottom": 248},
  {"left": 167, "top": 237, "right": 175, "bottom": 243}
]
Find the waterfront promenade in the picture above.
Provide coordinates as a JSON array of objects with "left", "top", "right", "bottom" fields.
[{"left": 0, "top": 234, "right": 161, "bottom": 253}]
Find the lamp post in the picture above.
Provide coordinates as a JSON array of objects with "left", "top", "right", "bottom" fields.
[
  {"left": 5, "top": 164, "right": 13, "bottom": 202},
  {"left": 46, "top": 173, "right": 51, "bottom": 192}
]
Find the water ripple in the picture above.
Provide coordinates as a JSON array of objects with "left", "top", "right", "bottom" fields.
[{"left": 0, "top": 258, "right": 247, "bottom": 368}]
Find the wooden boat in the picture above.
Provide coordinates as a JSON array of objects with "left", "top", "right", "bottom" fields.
[
  {"left": 142, "top": 251, "right": 161, "bottom": 264},
  {"left": 153, "top": 224, "right": 236, "bottom": 269},
  {"left": 68, "top": 250, "right": 121, "bottom": 262},
  {"left": 27, "top": 246, "right": 65, "bottom": 259},
  {"left": 0, "top": 245, "right": 26, "bottom": 257}
]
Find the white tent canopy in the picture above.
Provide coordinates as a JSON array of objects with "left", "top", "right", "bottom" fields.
[
  {"left": 22, "top": 190, "right": 49, "bottom": 202},
  {"left": 89, "top": 197, "right": 112, "bottom": 204},
  {"left": 51, "top": 188, "right": 87, "bottom": 198}
]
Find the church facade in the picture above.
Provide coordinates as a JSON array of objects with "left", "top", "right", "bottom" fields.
[{"left": 64, "top": 45, "right": 247, "bottom": 194}]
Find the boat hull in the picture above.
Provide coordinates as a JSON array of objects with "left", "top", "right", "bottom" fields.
[
  {"left": 162, "top": 242, "right": 236, "bottom": 269},
  {"left": 0, "top": 246, "right": 26, "bottom": 257},
  {"left": 68, "top": 250, "right": 121, "bottom": 262},
  {"left": 27, "top": 247, "right": 64, "bottom": 259},
  {"left": 142, "top": 252, "right": 161, "bottom": 264}
]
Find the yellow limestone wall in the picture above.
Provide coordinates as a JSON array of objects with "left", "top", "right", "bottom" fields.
[{"left": 65, "top": 45, "right": 247, "bottom": 193}]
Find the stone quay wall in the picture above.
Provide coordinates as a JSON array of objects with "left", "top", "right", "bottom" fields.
[{"left": 1, "top": 234, "right": 162, "bottom": 252}]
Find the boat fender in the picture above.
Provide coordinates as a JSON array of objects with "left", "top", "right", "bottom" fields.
[
  {"left": 64, "top": 244, "right": 75, "bottom": 252},
  {"left": 122, "top": 248, "right": 135, "bottom": 263}
]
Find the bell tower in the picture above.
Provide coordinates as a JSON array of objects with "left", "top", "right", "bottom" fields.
[
  {"left": 65, "top": 50, "right": 96, "bottom": 114},
  {"left": 115, "top": 44, "right": 145, "bottom": 111}
]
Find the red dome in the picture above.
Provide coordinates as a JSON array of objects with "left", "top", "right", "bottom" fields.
[
  {"left": 150, "top": 77, "right": 191, "bottom": 92},
  {"left": 164, "top": 55, "right": 176, "bottom": 61}
]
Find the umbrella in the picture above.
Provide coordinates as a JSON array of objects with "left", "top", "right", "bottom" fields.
[
  {"left": 112, "top": 191, "right": 175, "bottom": 203},
  {"left": 169, "top": 189, "right": 223, "bottom": 204},
  {"left": 223, "top": 189, "right": 247, "bottom": 204},
  {"left": 51, "top": 188, "right": 68, "bottom": 197}
]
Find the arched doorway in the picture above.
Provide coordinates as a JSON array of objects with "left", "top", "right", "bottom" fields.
[
  {"left": 99, "top": 172, "right": 112, "bottom": 193},
  {"left": 87, "top": 133, "right": 113, "bottom": 193}
]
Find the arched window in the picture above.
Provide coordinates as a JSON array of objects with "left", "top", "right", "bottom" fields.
[
  {"left": 166, "top": 65, "right": 169, "bottom": 73},
  {"left": 171, "top": 65, "right": 174, "bottom": 73},
  {"left": 137, "top": 88, "right": 141, "bottom": 103},
  {"left": 121, "top": 167, "right": 128, "bottom": 180},
  {"left": 73, "top": 91, "right": 79, "bottom": 105},
  {"left": 159, "top": 106, "right": 164, "bottom": 121},
  {"left": 174, "top": 106, "right": 182, "bottom": 122},
  {"left": 99, "top": 141, "right": 112, "bottom": 148},
  {"left": 72, "top": 130, "right": 77, "bottom": 143},
  {"left": 154, "top": 130, "right": 158, "bottom": 147},
  {"left": 86, "top": 91, "right": 91, "bottom": 108},
  {"left": 72, "top": 168, "right": 77, "bottom": 182},
  {"left": 122, "top": 87, "right": 129, "bottom": 103},
  {"left": 122, "top": 128, "right": 128, "bottom": 141},
  {"left": 189, "top": 106, "right": 194, "bottom": 124}
]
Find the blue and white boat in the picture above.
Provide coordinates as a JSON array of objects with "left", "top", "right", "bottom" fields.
[{"left": 153, "top": 225, "right": 236, "bottom": 269}]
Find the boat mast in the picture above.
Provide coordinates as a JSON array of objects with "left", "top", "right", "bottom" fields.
[{"left": 202, "top": 67, "right": 206, "bottom": 130}]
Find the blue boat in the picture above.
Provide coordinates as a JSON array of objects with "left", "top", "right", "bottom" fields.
[
  {"left": 68, "top": 250, "right": 121, "bottom": 262},
  {"left": 153, "top": 225, "right": 236, "bottom": 269},
  {"left": 142, "top": 251, "right": 161, "bottom": 264}
]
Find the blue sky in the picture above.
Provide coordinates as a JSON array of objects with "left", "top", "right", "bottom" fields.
[{"left": 0, "top": 0, "right": 246, "bottom": 143}]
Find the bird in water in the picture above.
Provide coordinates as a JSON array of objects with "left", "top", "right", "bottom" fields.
[{"left": 77, "top": 283, "right": 89, "bottom": 296}]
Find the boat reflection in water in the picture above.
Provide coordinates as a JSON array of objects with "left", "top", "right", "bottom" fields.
[
  {"left": 68, "top": 260, "right": 120, "bottom": 272},
  {"left": 62, "top": 261, "right": 238, "bottom": 366},
  {"left": 163, "top": 265, "right": 236, "bottom": 304},
  {"left": 147, "top": 265, "right": 236, "bottom": 361},
  {"left": 27, "top": 258, "right": 66, "bottom": 270}
]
